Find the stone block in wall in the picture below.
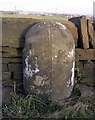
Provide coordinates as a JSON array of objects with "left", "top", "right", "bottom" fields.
[
  {"left": 81, "top": 62, "right": 95, "bottom": 86},
  {"left": 2, "top": 64, "right": 8, "bottom": 72},
  {"left": 75, "top": 85, "right": 94, "bottom": 99},
  {"left": 75, "top": 61, "right": 95, "bottom": 87},
  {"left": 2, "top": 58, "right": 22, "bottom": 64},
  {"left": 75, "top": 49, "right": 95, "bottom": 61},
  {"left": 0, "top": 64, "right": 8, "bottom": 72},
  {"left": 1, "top": 86, "right": 13, "bottom": 105},
  {"left": 80, "top": 16, "right": 89, "bottom": 49},
  {"left": 2, "top": 18, "right": 39, "bottom": 48},
  {"left": 2, "top": 47, "right": 22, "bottom": 58},
  {"left": 69, "top": 16, "right": 83, "bottom": 48},
  {"left": 87, "top": 19, "right": 95, "bottom": 48},
  {"left": 2, "top": 79, "right": 14, "bottom": 86},
  {"left": 14, "top": 72, "right": 23, "bottom": 80},
  {"left": 2, "top": 72, "right": 11, "bottom": 80},
  {"left": 69, "top": 16, "right": 90, "bottom": 48},
  {"left": 8, "top": 63, "right": 22, "bottom": 72}
]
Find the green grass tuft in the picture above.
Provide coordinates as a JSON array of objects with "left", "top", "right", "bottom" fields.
[{"left": 2, "top": 90, "right": 95, "bottom": 118}]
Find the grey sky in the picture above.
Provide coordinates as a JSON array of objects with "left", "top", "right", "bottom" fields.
[{"left": 0, "top": 0, "right": 94, "bottom": 15}]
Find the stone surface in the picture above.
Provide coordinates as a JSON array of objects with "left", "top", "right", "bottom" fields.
[
  {"left": 75, "top": 85, "right": 95, "bottom": 98},
  {"left": 2, "top": 58, "right": 22, "bottom": 64},
  {"left": 75, "top": 61, "right": 95, "bottom": 87},
  {"left": 8, "top": 63, "right": 23, "bottom": 72},
  {"left": 14, "top": 72, "right": 23, "bottom": 80},
  {"left": 2, "top": 18, "right": 39, "bottom": 48},
  {"left": 81, "top": 62, "right": 95, "bottom": 87},
  {"left": 2, "top": 47, "right": 22, "bottom": 58},
  {"left": 23, "top": 21, "right": 75, "bottom": 104},
  {"left": 69, "top": 16, "right": 90, "bottom": 49},
  {"left": 61, "top": 21, "right": 78, "bottom": 47},
  {"left": 80, "top": 16, "right": 89, "bottom": 49},
  {"left": 75, "top": 48, "right": 95, "bottom": 61},
  {"left": 1, "top": 86, "right": 13, "bottom": 105},
  {"left": 87, "top": 19, "right": 95, "bottom": 48},
  {"left": 0, "top": 64, "right": 8, "bottom": 72},
  {"left": 2, "top": 72, "right": 11, "bottom": 81},
  {"left": 69, "top": 17, "right": 83, "bottom": 48},
  {"left": 2, "top": 18, "right": 78, "bottom": 48}
]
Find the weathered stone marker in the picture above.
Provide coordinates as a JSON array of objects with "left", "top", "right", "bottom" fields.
[{"left": 23, "top": 21, "right": 75, "bottom": 105}]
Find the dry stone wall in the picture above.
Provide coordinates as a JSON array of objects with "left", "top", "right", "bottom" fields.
[
  {"left": 69, "top": 15, "right": 95, "bottom": 49},
  {"left": 1, "top": 16, "right": 95, "bottom": 104}
]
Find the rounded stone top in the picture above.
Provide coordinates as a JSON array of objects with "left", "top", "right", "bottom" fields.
[{"left": 25, "top": 21, "right": 75, "bottom": 49}]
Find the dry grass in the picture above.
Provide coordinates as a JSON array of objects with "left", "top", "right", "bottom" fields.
[{"left": 2, "top": 89, "right": 95, "bottom": 118}]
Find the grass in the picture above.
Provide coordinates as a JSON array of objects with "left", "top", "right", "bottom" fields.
[
  {"left": 2, "top": 92, "right": 62, "bottom": 118},
  {"left": 75, "top": 67, "right": 83, "bottom": 81},
  {"left": 2, "top": 68, "right": 95, "bottom": 118},
  {"left": 3, "top": 93, "right": 46, "bottom": 118},
  {"left": 0, "top": 13, "right": 68, "bottom": 21},
  {"left": 2, "top": 89, "right": 95, "bottom": 118}
]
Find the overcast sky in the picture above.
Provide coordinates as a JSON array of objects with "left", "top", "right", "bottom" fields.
[{"left": 0, "top": 0, "right": 95, "bottom": 15}]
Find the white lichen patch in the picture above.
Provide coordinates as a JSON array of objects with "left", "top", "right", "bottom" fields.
[
  {"left": 44, "top": 22, "right": 46, "bottom": 24},
  {"left": 24, "top": 56, "right": 39, "bottom": 78},
  {"left": 71, "top": 62, "right": 75, "bottom": 86},
  {"left": 29, "top": 50, "right": 32, "bottom": 55},
  {"left": 67, "top": 62, "right": 75, "bottom": 87},
  {"left": 55, "top": 22, "right": 67, "bottom": 30},
  {"left": 68, "top": 49, "right": 74, "bottom": 58},
  {"left": 67, "top": 79, "right": 71, "bottom": 87}
]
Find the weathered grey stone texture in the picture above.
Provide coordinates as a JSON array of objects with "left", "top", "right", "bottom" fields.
[{"left": 23, "top": 21, "right": 75, "bottom": 104}]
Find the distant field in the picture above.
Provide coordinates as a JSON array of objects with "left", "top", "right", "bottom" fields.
[{"left": 0, "top": 13, "right": 68, "bottom": 21}]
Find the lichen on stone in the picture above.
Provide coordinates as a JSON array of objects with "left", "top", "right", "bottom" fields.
[
  {"left": 24, "top": 55, "right": 39, "bottom": 79},
  {"left": 68, "top": 49, "right": 74, "bottom": 59},
  {"left": 71, "top": 62, "right": 75, "bottom": 86}
]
